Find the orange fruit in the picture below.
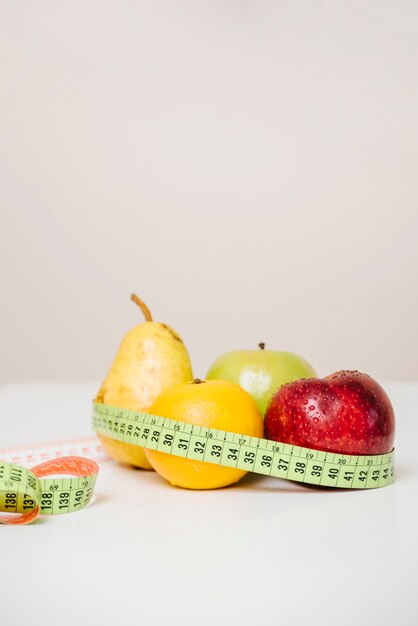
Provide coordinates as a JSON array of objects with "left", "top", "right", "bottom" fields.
[{"left": 145, "top": 379, "right": 264, "bottom": 489}]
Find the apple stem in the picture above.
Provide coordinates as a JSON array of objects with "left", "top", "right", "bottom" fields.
[
  {"left": 130, "top": 294, "right": 153, "bottom": 322},
  {"left": 259, "top": 342, "right": 265, "bottom": 350},
  {"left": 193, "top": 379, "right": 205, "bottom": 384}
]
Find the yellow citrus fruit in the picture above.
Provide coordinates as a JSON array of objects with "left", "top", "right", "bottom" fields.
[{"left": 145, "top": 379, "right": 264, "bottom": 489}]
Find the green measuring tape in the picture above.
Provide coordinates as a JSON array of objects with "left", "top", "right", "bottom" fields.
[
  {"left": 92, "top": 402, "right": 395, "bottom": 490},
  {"left": 0, "top": 400, "right": 395, "bottom": 524},
  {"left": 0, "top": 457, "right": 98, "bottom": 525}
]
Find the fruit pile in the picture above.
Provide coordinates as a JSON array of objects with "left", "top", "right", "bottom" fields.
[{"left": 96, "top": 295, "right": 395, "bottom": 489}]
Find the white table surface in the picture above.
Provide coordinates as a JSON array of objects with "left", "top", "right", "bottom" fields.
[{"left": 0, "top": 381, "right": 417, "bottom": 626}]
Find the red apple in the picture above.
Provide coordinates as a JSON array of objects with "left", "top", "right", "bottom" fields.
[{"left": 264, "top": 370, "right": 395, "bottom": 455}]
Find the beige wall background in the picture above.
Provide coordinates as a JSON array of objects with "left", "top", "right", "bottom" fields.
[{"left": 1, "top": 1, "right": 417, "bottom": 383}]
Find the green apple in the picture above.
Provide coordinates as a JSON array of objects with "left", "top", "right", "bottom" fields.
[{"left": 206, "top": 343, "right": 316, "bottom": 418}]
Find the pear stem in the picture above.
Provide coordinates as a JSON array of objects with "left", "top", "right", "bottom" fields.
[
  {"left": 130, "top": 294, "right": 153, "bottom": 322},
  {"left": 259, "top": 342, "right": 265, "bottom": 350}
]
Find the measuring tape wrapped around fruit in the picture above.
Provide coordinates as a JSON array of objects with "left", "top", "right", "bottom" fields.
[
  {"left": 92, "top": 383, "right": 395, "bottom": 491},
  {"left": 92, "top": 296, "right": 395, "bottom": 490}
]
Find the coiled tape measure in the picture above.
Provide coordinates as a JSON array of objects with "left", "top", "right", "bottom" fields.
[
  {"left": 0, "top": 457, "right": 98, "bottom": 525},
  {"left": 0, "top": 402, "right": 395, "bottom": 525}
]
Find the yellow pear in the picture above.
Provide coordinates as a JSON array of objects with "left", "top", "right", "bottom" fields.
[{"left": 95, "top": 294, "right": 193, "bottom": 468}]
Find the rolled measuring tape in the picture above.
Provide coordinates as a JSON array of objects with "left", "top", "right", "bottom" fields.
[
  {"left": 0, "top": 457, "right": 98, "bottom": 525},
  {"left": 92, "top": 402, "right": 395, "bottom": 490}
]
